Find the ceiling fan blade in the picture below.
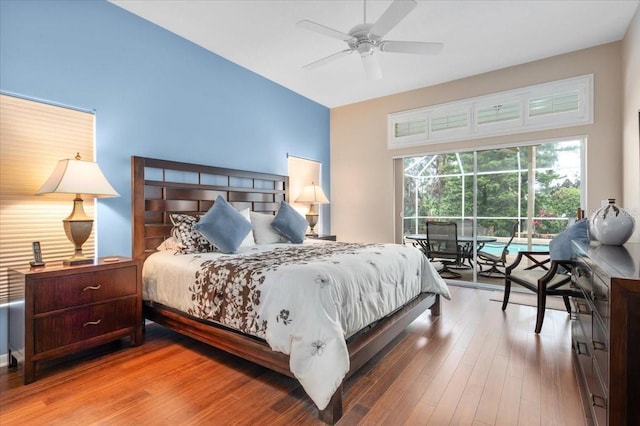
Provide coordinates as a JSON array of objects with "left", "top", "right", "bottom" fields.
[
  {"left": 297, "top": 20, "right": 355, "bottom": 42},
  {"left": 303, "top": 49, "right": 353, "bottom": 70},
  {"left": 370, "top": 0, "right": 417, "bottom": 38},
  {"left": 361, "top": 53, "right": 382, "bottom": 80},
  {"left": 379, "top": 40, "right": 444, "bottom": 55}
]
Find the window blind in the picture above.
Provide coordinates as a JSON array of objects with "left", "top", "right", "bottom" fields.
[
  {"left": 394, "top": 118, "right": 427, "bottom": 138},
  {"left": 287, "top": 155, "right": 323, "bottom": 233},
  {"left": 476, "top": 101, "right": 521, "bottom": 125},
  {"left": 0, "top": 94, "right": 95, "bottom": 305},
  {"left": 431, "top": 111, "right": 468, "bottom": 132},
  {"left": 529, "top": 90, "right": 580, "bottom": 117},
  {"left": 388, "top": 74, "right": 592, "bottom": 148}
]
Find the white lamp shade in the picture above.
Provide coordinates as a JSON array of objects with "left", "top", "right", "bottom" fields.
[
  {"left": 36, "top": 157, "right": 119, "bottom": 198},
  {"left": 295, "top": 184, "right": 329, "bottom": 204}
]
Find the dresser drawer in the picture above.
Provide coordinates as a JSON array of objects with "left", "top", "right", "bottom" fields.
[
  {"left": 571, "top": 297, "right": 593, "bottom": 344},
  {"left": 591, "top": 315, "right": 608, "bottom": 392},
  {"left": 590, "top": 272, "right": 610, "bottom": 327},
  {"left": 33, "top": 266, "right": 137, "bottom": 313},
  {"left": 574, "top": 261, "right": 609, "bottom": 317},
  {"left": 34, "top": 298, "right": 138, "bottom": 353},
  {"left": 574, "top": 330, "right": 608, "bottom": 426}
]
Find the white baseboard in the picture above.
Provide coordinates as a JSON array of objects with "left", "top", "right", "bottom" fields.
[{"left": 0, "top": 353, "right": 8, "bottom": 368}]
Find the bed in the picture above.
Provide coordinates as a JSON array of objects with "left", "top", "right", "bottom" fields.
[{"left": 131, "top": 156, "right": 450, "bottom": 423}]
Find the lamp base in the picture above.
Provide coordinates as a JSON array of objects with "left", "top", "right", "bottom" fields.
[
  {"left": 305, "top": 212, "right": 319, "bottom": 236},
  {"left": 62, "top": 196, "right": 94, "bottom": 266}
]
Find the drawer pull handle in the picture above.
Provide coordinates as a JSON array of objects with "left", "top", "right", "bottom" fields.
[
  {"left": 83, "top": 284, "right": 102, "bottom": 292},
  {"left": 590, "top": 393, "right": 606, "bottom": 408},
  {"left": 576, "top": 302, "right": 590, "bottom": 315},
  {"left": 575, "top": 341, "right": 590, "bottom": 356},
  {"left": 592, "top": 340, "right": 607, "bottom": 351},
  {"left": 83, "top": 319, "right": 101, "bottom": 327}
]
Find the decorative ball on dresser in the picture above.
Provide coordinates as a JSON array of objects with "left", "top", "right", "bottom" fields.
[{"left": 590, "top": 198, "right": 636, "bottom": 245}]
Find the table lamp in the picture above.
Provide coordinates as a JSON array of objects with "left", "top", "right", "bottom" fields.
[
  {"left": 295, "top": 182, "right": 329, "bottom": 236},
  {"left": 36, "top": 153, "right": 119, "bottom": 265}
]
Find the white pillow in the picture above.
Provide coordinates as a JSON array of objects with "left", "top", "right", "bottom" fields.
[
  {"left": 250, "top": 211, "right": 286, "bottom": 244},
  {"left": 238, "top": 208, "right": 255, "bottom": 248}
]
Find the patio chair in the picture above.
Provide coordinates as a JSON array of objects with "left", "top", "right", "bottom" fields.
[
  {"left": 476, "top": 221, "right": 518, "bottom": 278},
  {"left": 502, "top": 218, "right": 588, "bottom": 333},
  {"left": 502, "top": 251, "right": 575, "bottom": 333},
  {"left": 426, "top": 221, "right": 463, "bottom": 279}
]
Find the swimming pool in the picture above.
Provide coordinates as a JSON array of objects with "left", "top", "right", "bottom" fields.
[{"left": 479, "top": 242, "right": 549, "bottom": 255}]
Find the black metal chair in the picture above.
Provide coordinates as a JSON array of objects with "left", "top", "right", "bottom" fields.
[
  {"left": 502, "top": 251, "right": 577, "bottom": 333},
  {"left": 425, "top": 221, "right": 463, "bottom": 279},
  {"left": 477, "top": 221, "right": 518, "bottom": 278}
]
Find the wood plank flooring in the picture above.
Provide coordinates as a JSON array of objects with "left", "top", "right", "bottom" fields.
[{"left": 0, "top": 286, "right": 587, "bottom": 425}]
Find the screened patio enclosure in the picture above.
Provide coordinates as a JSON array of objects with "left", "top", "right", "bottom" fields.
[{"left": 402, "top": 139, "right": 584, "bottom": 285}]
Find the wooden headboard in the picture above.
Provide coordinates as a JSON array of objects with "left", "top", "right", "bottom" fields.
[{"left": 131, "top": 156, "right": 288, "bottom": 260}]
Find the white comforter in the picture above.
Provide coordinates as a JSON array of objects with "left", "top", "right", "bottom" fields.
[{"left": 143, "top": 240, "right": 450, "bottom": 410}]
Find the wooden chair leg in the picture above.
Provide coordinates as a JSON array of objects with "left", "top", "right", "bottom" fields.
[
  {"left": 502, "top": 278, "right": 512, "bottom": 311},
  {"left": 535, "top": 287, "right": 547, "bottom": 334}
]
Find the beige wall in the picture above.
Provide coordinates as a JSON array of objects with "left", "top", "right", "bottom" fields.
[
  {"left": 622, "top": 7, "right": 640, "bottom": 243},
  {"left": 331, "top": 42, "right": 626, "bottom": 243}
]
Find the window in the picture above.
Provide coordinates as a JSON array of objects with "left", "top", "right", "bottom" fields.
[
  {"left": 388, "top": 74, "right": 593, "bottom": 148},
  {"left": 389, "top": 112, "right": 428, "bottom": 147},
  {"left": 476, "top": 100, "right": 522, "bottom": 126},
  {"left": 0, "top": 94, "right": 95, "bottom": 305},
  {"left": 395, "top": 118, "right": 427, "bottom": 138},
  {"left": 400, "top": 138, "right": 585, "bottom": 288},
  {"left": 529, "top": 90, "right": 580, "bottom": 117}
]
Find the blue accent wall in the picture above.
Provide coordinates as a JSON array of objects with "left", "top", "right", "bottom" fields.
[{"left": 0, "top": 0, "right": 330, "bottom": 258}]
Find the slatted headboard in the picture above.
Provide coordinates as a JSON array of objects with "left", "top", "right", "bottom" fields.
[{"left": 131, "top": 156, "right": 288, "bottom": 260}]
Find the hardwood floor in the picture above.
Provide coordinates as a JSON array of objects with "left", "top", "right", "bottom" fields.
[{"left": 0, "top": 286, "right": 586, "bottom": 425}]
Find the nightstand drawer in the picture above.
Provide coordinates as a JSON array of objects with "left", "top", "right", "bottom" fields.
[
  {"left": 34, "top": 266, "right": 137, "bottom": 313},
  {"left": 34, "top": 298, "right": 138, "bottom": 353}
]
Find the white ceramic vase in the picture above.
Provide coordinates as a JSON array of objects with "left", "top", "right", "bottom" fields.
[{"left": 591, "top": 199, "right": 636, "bottom": 245}]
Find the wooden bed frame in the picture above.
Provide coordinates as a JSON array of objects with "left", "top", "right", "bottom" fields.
[{"left": 131, "top": 156, "right": 441, "bottom": 424}]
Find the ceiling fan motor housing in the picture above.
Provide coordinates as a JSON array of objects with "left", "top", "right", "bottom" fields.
[{"left": 349, "top": 24, "right": 381, "bottom": 57}]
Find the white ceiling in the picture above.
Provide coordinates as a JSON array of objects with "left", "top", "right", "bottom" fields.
[{"left": 110, "top": 0, "right": 639, "bottom": 108}]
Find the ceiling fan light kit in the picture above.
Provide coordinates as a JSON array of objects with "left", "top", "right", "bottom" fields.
[{"left": 298, "top": 0, "right": 443, "bottom": 80}]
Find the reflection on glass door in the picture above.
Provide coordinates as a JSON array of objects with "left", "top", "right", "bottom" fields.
[{"left": 402, "top": 138, "right": 583, "bottom": 288}]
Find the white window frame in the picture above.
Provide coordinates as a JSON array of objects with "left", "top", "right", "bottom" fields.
[
  {"left": 388, "top": 74, "right": 593, "bottom": 149},
  {"left": 428, "top": 105, "right": 471, "bottom": 141},
  {"left": 388, "top": 111, "right": 428, "bottom": 147},
  {"left": 473, "top": 93, "right": 524, "bottom": 134}
]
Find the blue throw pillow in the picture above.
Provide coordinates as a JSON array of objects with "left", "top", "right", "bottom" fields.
[
  {"left": 194, "top": 196, "right": 252, "bottom": 254},
  {"left": 549, "top": 218, "right": 589, "bottom": 261},
  {"left": 271, "top": 201, "right": 308, "bottom": 244}
]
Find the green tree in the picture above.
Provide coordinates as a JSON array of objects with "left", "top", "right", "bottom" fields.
[{"left": 403, "top": 141, "right": 582, "bottom": 237}]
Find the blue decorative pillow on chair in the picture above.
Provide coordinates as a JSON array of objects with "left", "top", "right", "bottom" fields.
[
  {"left": 549, "top": 218, "right": 589, "bottom": 262},
  {"left": 194, "top": 196, "right": 252, "bottom": 254},
  {"left": 271, "top": 201, "right": 308, "bottom": 244}
]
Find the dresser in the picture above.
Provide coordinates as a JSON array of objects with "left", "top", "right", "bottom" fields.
[
  {"left": 571, "top": 241, "right": 640, "bottom": 426},
  {"left": 8, "top": 257, "right": 143, "bottom": 384}
]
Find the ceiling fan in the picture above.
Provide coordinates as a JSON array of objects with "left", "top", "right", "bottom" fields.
[{"left": 297, "top": 0, "right": 443, "bottom": 80}]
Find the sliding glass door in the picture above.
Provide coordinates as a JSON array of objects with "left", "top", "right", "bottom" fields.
[{"left": 402, "top": 138, "right": 584, "bottom": 288}]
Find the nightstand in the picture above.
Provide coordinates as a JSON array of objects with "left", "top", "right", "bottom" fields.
[
  {"left": 8, "top": 257, "right": 143, "bottom": 384},
  {"left": 307, "top": 234, "right": 337, "bottom": 241}
]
